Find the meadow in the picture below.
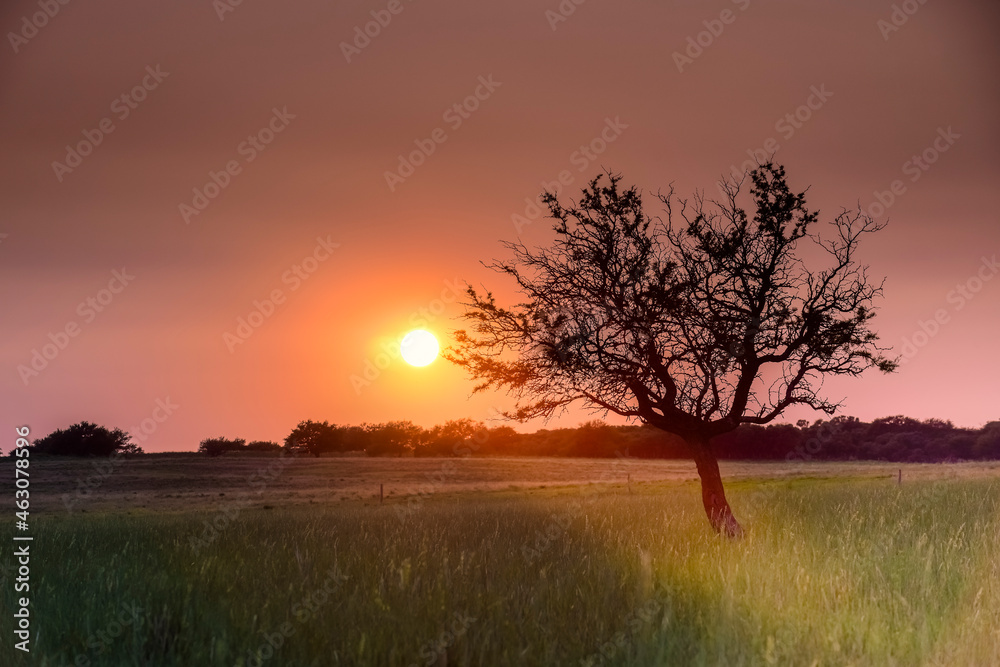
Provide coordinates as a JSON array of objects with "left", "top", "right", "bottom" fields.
[{"left": 4, "top": 456, "right": 1000, "bottom": 666}]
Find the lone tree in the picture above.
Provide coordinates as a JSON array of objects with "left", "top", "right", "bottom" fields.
[{"left": 447, "top": 163, "right": 896, "bottom": 537}]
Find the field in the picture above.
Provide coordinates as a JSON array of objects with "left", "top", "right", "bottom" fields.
[{"left": 4, "top": 455, "right": 1000, "bottom": 666}]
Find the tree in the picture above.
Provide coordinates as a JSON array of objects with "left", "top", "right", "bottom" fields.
[
  {"left": 421, "top": 419, "right": 484, "bottom": 456},
  {"left": 480, "top": 425, "right": 521, "bottom": 455},
  {"left": 447, "top": 163, "right": 896, "bottom": 536},
  {"left": 342, "top": 425, "right": 371, "bottom": 453},
  {"left": 284, "top": 421, "right": 342, "bottom": 457},
  {"left": 364, "top": 421, "right": 425, "bottom": 456},
  {"left": 571, "top": 420, "right": 626, "bottom": 457},
  {"left": 973, "top": 422, "right": 1000, "bottom": 459},
  {"left": 198, "top": 437, "right": 247, "bottom": 457},
  {"left": 33, "top": 422, "right": 142, "bottom": 456},
  {"left": 245, "top": 440, "right": 282, "bottom": 452}
]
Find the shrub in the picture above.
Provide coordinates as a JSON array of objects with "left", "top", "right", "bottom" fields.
[
  {"left": 32, "top": 422, "right": 142, "bottom": 457},
  {"left": 198, "top": 437, "right": 247, "bottom": 457},
  {"left": 245, "top": 440, "right": 282, "bottom": 452}
]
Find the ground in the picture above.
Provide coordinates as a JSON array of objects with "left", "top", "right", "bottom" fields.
[{"left": 3, "top": 455, "right": 999, "bottom": 666}]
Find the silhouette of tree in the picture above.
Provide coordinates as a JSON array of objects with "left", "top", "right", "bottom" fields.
[
  {"left": 342, "top": 425, "right": 372, "bottom": 452},
  {"left": 974, "top": 422, "right": 1000, "bottom": 459},
  {"left": 365, "top": 421, "right": 424, "bottom": 456},
  {"left": 245, "top": 440, "right": 282, "bottom": 452},
  {"left": 198, "top": 437, "right": 247, "bottom": 457},
  {"left": 284, "top": 420, "right": 342, "bottom": 457},
  {"left": 421, "top": 419, "right": 484, "bottom": 456},
  {"left": 447, "top": 163, "right": 896, "bottom": 536},
  {"left": 33, "top": 422, "right": 142, "bottom": 456}
]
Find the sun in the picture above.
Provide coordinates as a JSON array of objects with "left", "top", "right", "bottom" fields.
[{"left": 400, "top": 329, "right": 439, "bottom": 367}]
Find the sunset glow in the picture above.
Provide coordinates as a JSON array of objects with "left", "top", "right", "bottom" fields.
[
  {"left": 400, "top": 329, "right": 440, "bottom": 367},
  {"left": 4, "top": 2, "right": 1000, "bottom": 664},
  {"left": 1, "top": 0, "right": 996, "bottom": 452}
]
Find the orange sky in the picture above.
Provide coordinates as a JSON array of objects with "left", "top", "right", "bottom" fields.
[{"left": 2, "top": 0, "right": 998, "bottom": 451}]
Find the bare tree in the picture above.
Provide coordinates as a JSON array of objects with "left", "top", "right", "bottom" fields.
[{"left": 446, "top": 163, "right": 896, "bottom": 537}]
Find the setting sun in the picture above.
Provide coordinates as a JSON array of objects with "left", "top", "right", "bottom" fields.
[{"left": 400, "top": 329, "right": 440, "bottom": 367}]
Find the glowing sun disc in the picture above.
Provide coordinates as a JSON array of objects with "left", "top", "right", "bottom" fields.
[{"left": 401, "top": 329, "right": 439, "bottom": 367}]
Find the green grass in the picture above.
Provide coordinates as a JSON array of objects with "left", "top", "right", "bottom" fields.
[{"left": 7, "top": 475, "right": 1000, "bottom": 666}]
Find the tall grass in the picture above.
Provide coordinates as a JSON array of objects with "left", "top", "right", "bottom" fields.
[{"left": 8, "top": 476, "right": 1000, "bottom": 666}]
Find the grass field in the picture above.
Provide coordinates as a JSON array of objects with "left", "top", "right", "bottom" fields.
[{"left": 4, "top": 456, "right": 1000, "bottom": 666}]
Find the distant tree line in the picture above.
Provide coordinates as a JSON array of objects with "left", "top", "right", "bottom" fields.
[
  {"left": 11, "top": 416, "right": 1000, "bottom": 463},
  {"left": 197, "top": 438, "right": 282, "bottom": 457},
  {"left": 201, "top": 415, "right": 1000, "bottom": 463}
]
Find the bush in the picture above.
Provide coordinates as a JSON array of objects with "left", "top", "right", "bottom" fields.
[
  {"left": 245, "top": 440, "right": 282, "bottom": 452},
  {"left": 32, "top": 422, "right": 142, "bottom": 457},
  {"left": 198, "top": 437, "right": 247, "bottom": 457}
]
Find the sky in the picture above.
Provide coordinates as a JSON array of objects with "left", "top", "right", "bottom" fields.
[{"left": 1, "top": 0, "right": 998, "bottom": 452}]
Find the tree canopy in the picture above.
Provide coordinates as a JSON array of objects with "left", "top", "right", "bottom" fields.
[
  {"left": 32, "top": 421, "right": 142, "bottom": 457},
  {"left": 447, "top": 163, "right": 896, "bottom": 535}
]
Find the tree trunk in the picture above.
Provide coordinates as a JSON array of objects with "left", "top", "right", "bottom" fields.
[{"left": 691, "top": 439, "right": 744, "bottom": 538}]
